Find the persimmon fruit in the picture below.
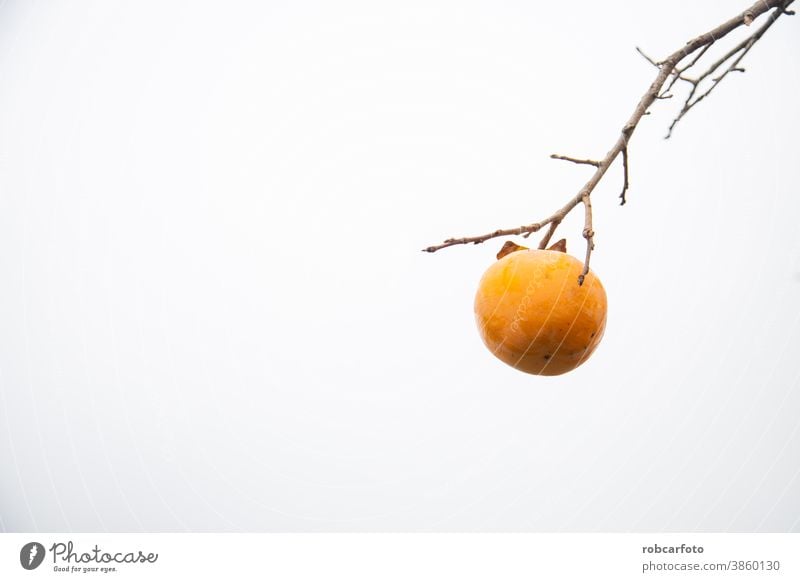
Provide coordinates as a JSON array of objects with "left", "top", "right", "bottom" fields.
[{"left": 474, "top": 241, "right": 607, "bottom": 376}]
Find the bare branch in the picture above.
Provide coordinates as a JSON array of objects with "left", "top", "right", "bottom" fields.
[
  {"left": 424, "top": 0, "right": 794, "bottom": 281},
  {"left": 578, "top": 195, "right": 594, "bottom": 286},
  {"left": 619, "top": 146, "right": 629, "bottom": 206},
  {"left": 676, "top": 42, "right": 714, "bottom": 77},
  {"left": 661, "top": 42, "right": 713, "bottom": 98},
  {"left": 666, "top": 5, "right": 789, "bottom": 137},
  {"left": 635, "top": 46, "right": 661, "bottom": 67},
  {"left": 422, "top": 222, "right": 545, "bottom": 252},
  {"left": 538, "top": 220, "right": 561, "bottom": 250},
  {"left": 550, "top": 154, "right": 601, "bottom": 167}
]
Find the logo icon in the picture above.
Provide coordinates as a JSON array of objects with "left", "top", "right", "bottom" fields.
[{"left": 20, "top": 542, "right": 46, "bottom": 570}]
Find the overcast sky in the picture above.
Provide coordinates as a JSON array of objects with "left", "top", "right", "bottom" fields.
[{"left": 0, "top": 0, "right": 798, "bottom": 532}]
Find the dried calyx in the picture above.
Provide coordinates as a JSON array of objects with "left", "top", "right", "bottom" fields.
[{"left": 496, "top": 238, "right": 567, "bottom": 260}]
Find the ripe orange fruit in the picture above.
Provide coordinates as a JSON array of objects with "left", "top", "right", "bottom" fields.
[{"left": 474, "top": 241, "right": 607, "bottom": 376}]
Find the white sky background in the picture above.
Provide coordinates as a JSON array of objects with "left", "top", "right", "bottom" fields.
[{"left": 0, "top": 0, "right": 798, "bottom": 532}]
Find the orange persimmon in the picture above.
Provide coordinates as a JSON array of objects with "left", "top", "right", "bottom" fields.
[{"left": 474, "top": 241, "right": 607, "bottom": 376}]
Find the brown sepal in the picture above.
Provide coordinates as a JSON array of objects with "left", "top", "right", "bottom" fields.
[{"left": 496, "top": 241, "right": 529, "bottom": 260}]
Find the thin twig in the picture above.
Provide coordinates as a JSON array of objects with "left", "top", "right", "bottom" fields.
[
  {"left": 579, "top": 194, "right": 594, "bottom": 286},
  {"left": 422, "top": 222, "right": 545, "bottom": 252},
  {"left": 635, "top": 46, "right": 660, "bottom": 67},
  {"left": 550, "top": 154, "right": 601, "bottom": 167},
  {"left": 678, "top": 41, "right": 714, "bottom": 74},
  {"left": 660, "top": 42, "right": 714, "bottom": 94},
  {"left": 538, "top": 220, "right": 560, "bottom": 250},
  {"left": 423, "top": 0, "right": 793, "bottom": 282},
  {"left": 619, "top": 146, "right": 629, "bottom": 206}
]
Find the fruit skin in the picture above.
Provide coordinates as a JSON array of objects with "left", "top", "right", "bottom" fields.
[{"left": 474, "top": 248, "right": 607, "bottom": 376}]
